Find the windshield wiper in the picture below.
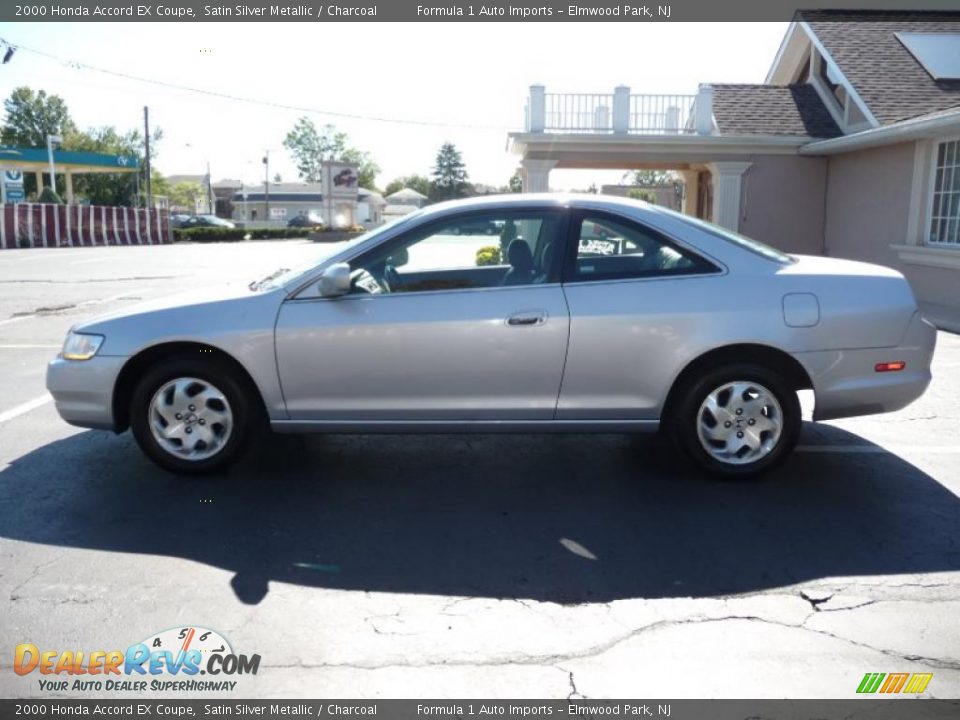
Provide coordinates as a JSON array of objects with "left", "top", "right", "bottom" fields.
[{"left": 249, "top": 268, "right": 290, "bottom": 291}]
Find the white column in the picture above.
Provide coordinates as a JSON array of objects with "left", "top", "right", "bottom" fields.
[
  {"left": 708, "top": 162, "right": 752, "bottom": 231},
  {"left": 528, "top": 85, "right": 546, "bottom": 133},
  {"left": 695, "top": 84, "right": 715, "bottom": 135},
  {"left": 521, "top": 159, "right": 557, "bottom": 193},
  {"left": 612, "top": 85, "right": 631, "bottom": 134}
]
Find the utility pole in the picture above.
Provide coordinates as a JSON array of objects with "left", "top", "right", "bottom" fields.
[
  {"left": 206, "top": 160, "right": 214, "bottom": 215},
  {"left": 46, "top": 134, "right": 62, "bottom": 196},
  {"left": 143, "top": 106, "right": 152, "bottom": 208},
  {"left": 263, "top": 151, "right": 270, "bottom": 221}
]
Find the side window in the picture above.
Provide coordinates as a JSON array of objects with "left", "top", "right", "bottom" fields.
[
  {"left": 567, "top": 214, "right": 717, "bottom": 282},
  {"left": 349, "top": 211, "right": 563, "bottom": 295}
]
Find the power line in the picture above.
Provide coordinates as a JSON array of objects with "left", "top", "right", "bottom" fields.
[{"left": 0, "top": 38, "right": 516, "bottom": 132}]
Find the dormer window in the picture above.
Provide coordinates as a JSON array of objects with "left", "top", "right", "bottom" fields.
[
  {"left": 896, "top": 32, "right": 960, "bottom": 80},
  {"left": 808, "top": 49, "right": 872, "bottom": 133}
]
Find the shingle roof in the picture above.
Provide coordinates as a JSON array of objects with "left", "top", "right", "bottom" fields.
[
  {"left": 712, "top": 84, "right": 842, "bottom": 138},
  {"left": 798, "top": 10, "right": 960, "bottom": 125}
]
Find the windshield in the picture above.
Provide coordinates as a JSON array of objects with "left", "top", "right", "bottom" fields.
[
  {"left": 248, "top": 212, "right": 423, "bottom": 291},
  {"left": 656, "top": 206, "right": 795, "bottom": 264}
]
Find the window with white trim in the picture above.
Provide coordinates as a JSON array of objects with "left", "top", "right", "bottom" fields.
[{"left": 930, "top": 139, "right": 960, "bottom": 246}]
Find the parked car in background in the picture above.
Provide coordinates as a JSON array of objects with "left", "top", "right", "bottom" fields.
[
  {"left": 179, "top": 215, "right": 236, "bottom": 229},
  {"left": 448, "top": 219, "right": 500, "bottom": 235},
  {"left": 170, "top": 214, "right": 192, "bottom": 229},
  {"left": 46, "top": 195, "right": 935, "bottom": 478},
  {"left": 287, "top": 212, "right": 325, "bottom": 229}
]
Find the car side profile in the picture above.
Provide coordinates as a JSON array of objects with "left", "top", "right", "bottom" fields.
[{"left": 46, "top": 195, "right": 936, "bottom": 477}]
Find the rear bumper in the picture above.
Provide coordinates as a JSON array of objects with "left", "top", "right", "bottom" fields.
[
  {"left": 46, "top": 355, "right": 126, "bottom": 431},
  {"left": 797, "top": 312, "right": 936, "bottom": 421}
]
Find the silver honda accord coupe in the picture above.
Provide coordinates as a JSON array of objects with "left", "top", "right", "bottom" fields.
[{"left": 46, "top": 195, "right": 936, "bottom": 477}]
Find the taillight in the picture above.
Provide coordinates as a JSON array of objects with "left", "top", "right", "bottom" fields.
[{"left": 875, "top": 361, "right": 906, "bottom": 372}]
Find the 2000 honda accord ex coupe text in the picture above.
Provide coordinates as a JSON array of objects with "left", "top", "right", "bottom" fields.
[{"left": 47, "top": 195, "right": 936, "bottom": 477}]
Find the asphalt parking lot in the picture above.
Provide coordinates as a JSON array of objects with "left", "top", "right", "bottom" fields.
[{"left": 0, "top": 240, "right": 958, "bottom": 699}]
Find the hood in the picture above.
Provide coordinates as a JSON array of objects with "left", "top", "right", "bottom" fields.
[{"left": 73, "top": 282, "right": 270, "bottom": 332}]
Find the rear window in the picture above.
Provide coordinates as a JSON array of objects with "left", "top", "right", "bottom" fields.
[{"left": 661, "top": 209, "right": 795, "bottom": 264}]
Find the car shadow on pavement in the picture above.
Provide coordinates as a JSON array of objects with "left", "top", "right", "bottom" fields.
[{"left": 1, "top": 424, "right": 958, "bottom": 605}]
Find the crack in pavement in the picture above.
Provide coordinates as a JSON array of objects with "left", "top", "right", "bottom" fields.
[
  {"left": 256, "top": 613, "right": 960, "bottom": 673},
  {"left": 558, "top": 667, "right": 585, "bottom": 700}
]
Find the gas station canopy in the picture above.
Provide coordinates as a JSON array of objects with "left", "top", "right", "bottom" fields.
[{"left": 0, "top": 146, "right": 139, "bottom": 204}]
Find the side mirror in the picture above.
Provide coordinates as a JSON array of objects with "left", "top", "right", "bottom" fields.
[{"left": 318, "top": 262, "right": 351, "bottom": 297}]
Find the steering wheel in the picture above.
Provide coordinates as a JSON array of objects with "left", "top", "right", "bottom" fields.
[{"left": 384, "top": 264, "right": 402, "bottom": 292}]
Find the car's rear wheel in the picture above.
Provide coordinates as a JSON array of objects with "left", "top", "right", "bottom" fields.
[
  {"left": 671, "top": 363, "right": 800, "bottom": 478},
  {"left": 130, "top": 357, "right": 258, "bottom": 475}
]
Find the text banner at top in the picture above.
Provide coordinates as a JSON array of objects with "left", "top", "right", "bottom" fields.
[{"left": 5, "top": 0, "right": 960, "bottom": 23}]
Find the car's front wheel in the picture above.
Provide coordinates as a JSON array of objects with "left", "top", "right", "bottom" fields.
[
  {"left": 671, "top": 364, "right": 800, "bottom": 478},
  {"left": 130, "top": 357, "right": 258, "bottom": 475}
]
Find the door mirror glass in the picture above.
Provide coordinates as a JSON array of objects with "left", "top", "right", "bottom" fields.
[{"left": 318, "top": 262, "right": 351, "bottom": 297}]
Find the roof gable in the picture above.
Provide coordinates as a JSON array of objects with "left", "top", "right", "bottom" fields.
[{"left": 798, "top": 10, "right": 960, "bottom": 125}]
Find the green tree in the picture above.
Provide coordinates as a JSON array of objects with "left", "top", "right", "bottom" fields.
[
  {"left": 1, "top": 87, "right": 76, "bottom": 147},
  {"left": 167, "top": 180, "right": 205, "bottom": 212},
  {"left": 508, "top": 170, "right": 522, "bottom": 193},
  {"left": 629, "top": 169, "right": 673, "bottom": 186},
  {"left": 430, "top": 142, "right": 469, "bottom": 201},
  {"left": 63, "top": 125, "right": 163, "bottom": 206},
  {"left": 282, "top": 117, "right": 379, "bottom": 188},
  {"left": 384, "top": 174, "right": 433, "bottom": 198},
  {"left": 2, "top": 87, "right": 77, "bottom": 197}
]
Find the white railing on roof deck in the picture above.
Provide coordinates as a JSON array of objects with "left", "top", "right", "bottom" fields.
[{"left": 524, "top": 84, "right": 714, "bottom": 135}]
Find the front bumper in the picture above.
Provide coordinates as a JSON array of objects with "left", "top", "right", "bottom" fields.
[
  {"left": 46, "top": 355, "right": 127, "bottom": 431},
  {"left": 797, "top": 312, "right": 937, "bottom": 422}
]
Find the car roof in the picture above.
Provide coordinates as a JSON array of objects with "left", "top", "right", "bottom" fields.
[{"left": 418, "top": 193, "right": 655, "bottom": 218}]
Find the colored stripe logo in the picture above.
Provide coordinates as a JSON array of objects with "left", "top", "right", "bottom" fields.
[{"left": 857, "top": 672, "right": 932, "bottom": 694}]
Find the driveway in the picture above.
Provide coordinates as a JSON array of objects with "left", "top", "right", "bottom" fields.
[{"left": 0, "top": 241, "right": 958, "bottom": 698}]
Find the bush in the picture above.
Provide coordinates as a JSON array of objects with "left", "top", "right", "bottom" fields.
[
  {"left": 38, "top": 187, "right": 63, "bottom": 204},
  {"left": 476, "top": 245, "right": 502, "bottom": 266},
  {"left": 173, "top": 224, "right": 369, "bottom": 243},
  {"left": 173, "top": 227, "right": 247, "bottom": 242},
  {"left": 246, "top": 227, "right": 313, "bottom": 240}
]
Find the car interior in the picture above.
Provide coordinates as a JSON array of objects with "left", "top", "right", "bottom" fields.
[{"left": 347, "top": 212, "right": 714, "bottom": 295}]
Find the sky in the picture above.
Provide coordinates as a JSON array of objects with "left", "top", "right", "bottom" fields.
[{"left": 0, "top": 22, "right": 789, "bottom": 191}]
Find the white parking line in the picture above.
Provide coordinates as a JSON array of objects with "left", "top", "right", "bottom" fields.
[
  {"left": 0, "top": 344, "right": 61, "bottom": 349},
  {"left": 0, "top": 394, "right": 52, "bottom": 424}
]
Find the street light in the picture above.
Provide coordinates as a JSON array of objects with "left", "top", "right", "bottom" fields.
[
  {"left": 185, "top": 143, "right": 215, "bottom": 214},
  {"left": 46, "top": 134, "right": 62, "bottom": 195}
]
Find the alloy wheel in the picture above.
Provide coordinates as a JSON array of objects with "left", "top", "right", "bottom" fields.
[
  {"left": 148, "top": 377, "right": 234, "bottom": 461},
  {"left": 695, "top": 381, "right": 783, "bottom": 465}
]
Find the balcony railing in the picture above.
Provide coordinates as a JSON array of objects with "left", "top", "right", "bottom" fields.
[{"left": 524, "top": 85, "right": 714, "bottom": 135}]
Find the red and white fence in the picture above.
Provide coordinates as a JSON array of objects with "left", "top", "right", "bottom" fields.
[{"left": 0, "top": 203, "right": 172, "bottom": 250}]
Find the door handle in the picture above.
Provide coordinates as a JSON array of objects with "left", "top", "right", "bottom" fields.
[{"left": 507, "top": 311, "right": 547, "bottom": 327}]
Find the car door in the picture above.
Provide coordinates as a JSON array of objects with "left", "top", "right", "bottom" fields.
[
  {"left": 274, "top": 208, "right": 570, "bottom": 422},
  {"left": 557, "top": 209, "right": 724, "bottom": 420}
]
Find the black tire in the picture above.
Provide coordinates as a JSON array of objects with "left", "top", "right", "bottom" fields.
[
  {"left": 130, "top": 355, "right": 261, "bottom": 475},
  {"left": 670, "top": 363, "right": 801, "bottom": 479}
]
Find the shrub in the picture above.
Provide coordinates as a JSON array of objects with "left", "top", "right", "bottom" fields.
[
  {"left": 172, "top": 225, "right": 369, "bottom": 243},
  {"left": 476, "top": 245, "right": 502, "bottom": 266},
  {"left": 173, "top": 227, "right": 247, "bottom": 242},
  {"left": 38, "top": 187, "right": 63, "bottom": 204}
]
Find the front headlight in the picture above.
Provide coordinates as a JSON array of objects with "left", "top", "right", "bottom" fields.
[{"left": 61, "top": 332, "right": 105, "bottom": 361}]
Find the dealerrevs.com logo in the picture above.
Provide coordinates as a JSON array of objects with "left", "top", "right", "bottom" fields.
[{"left": 14, "top": 626, "right": 260, "bottom": 693}]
